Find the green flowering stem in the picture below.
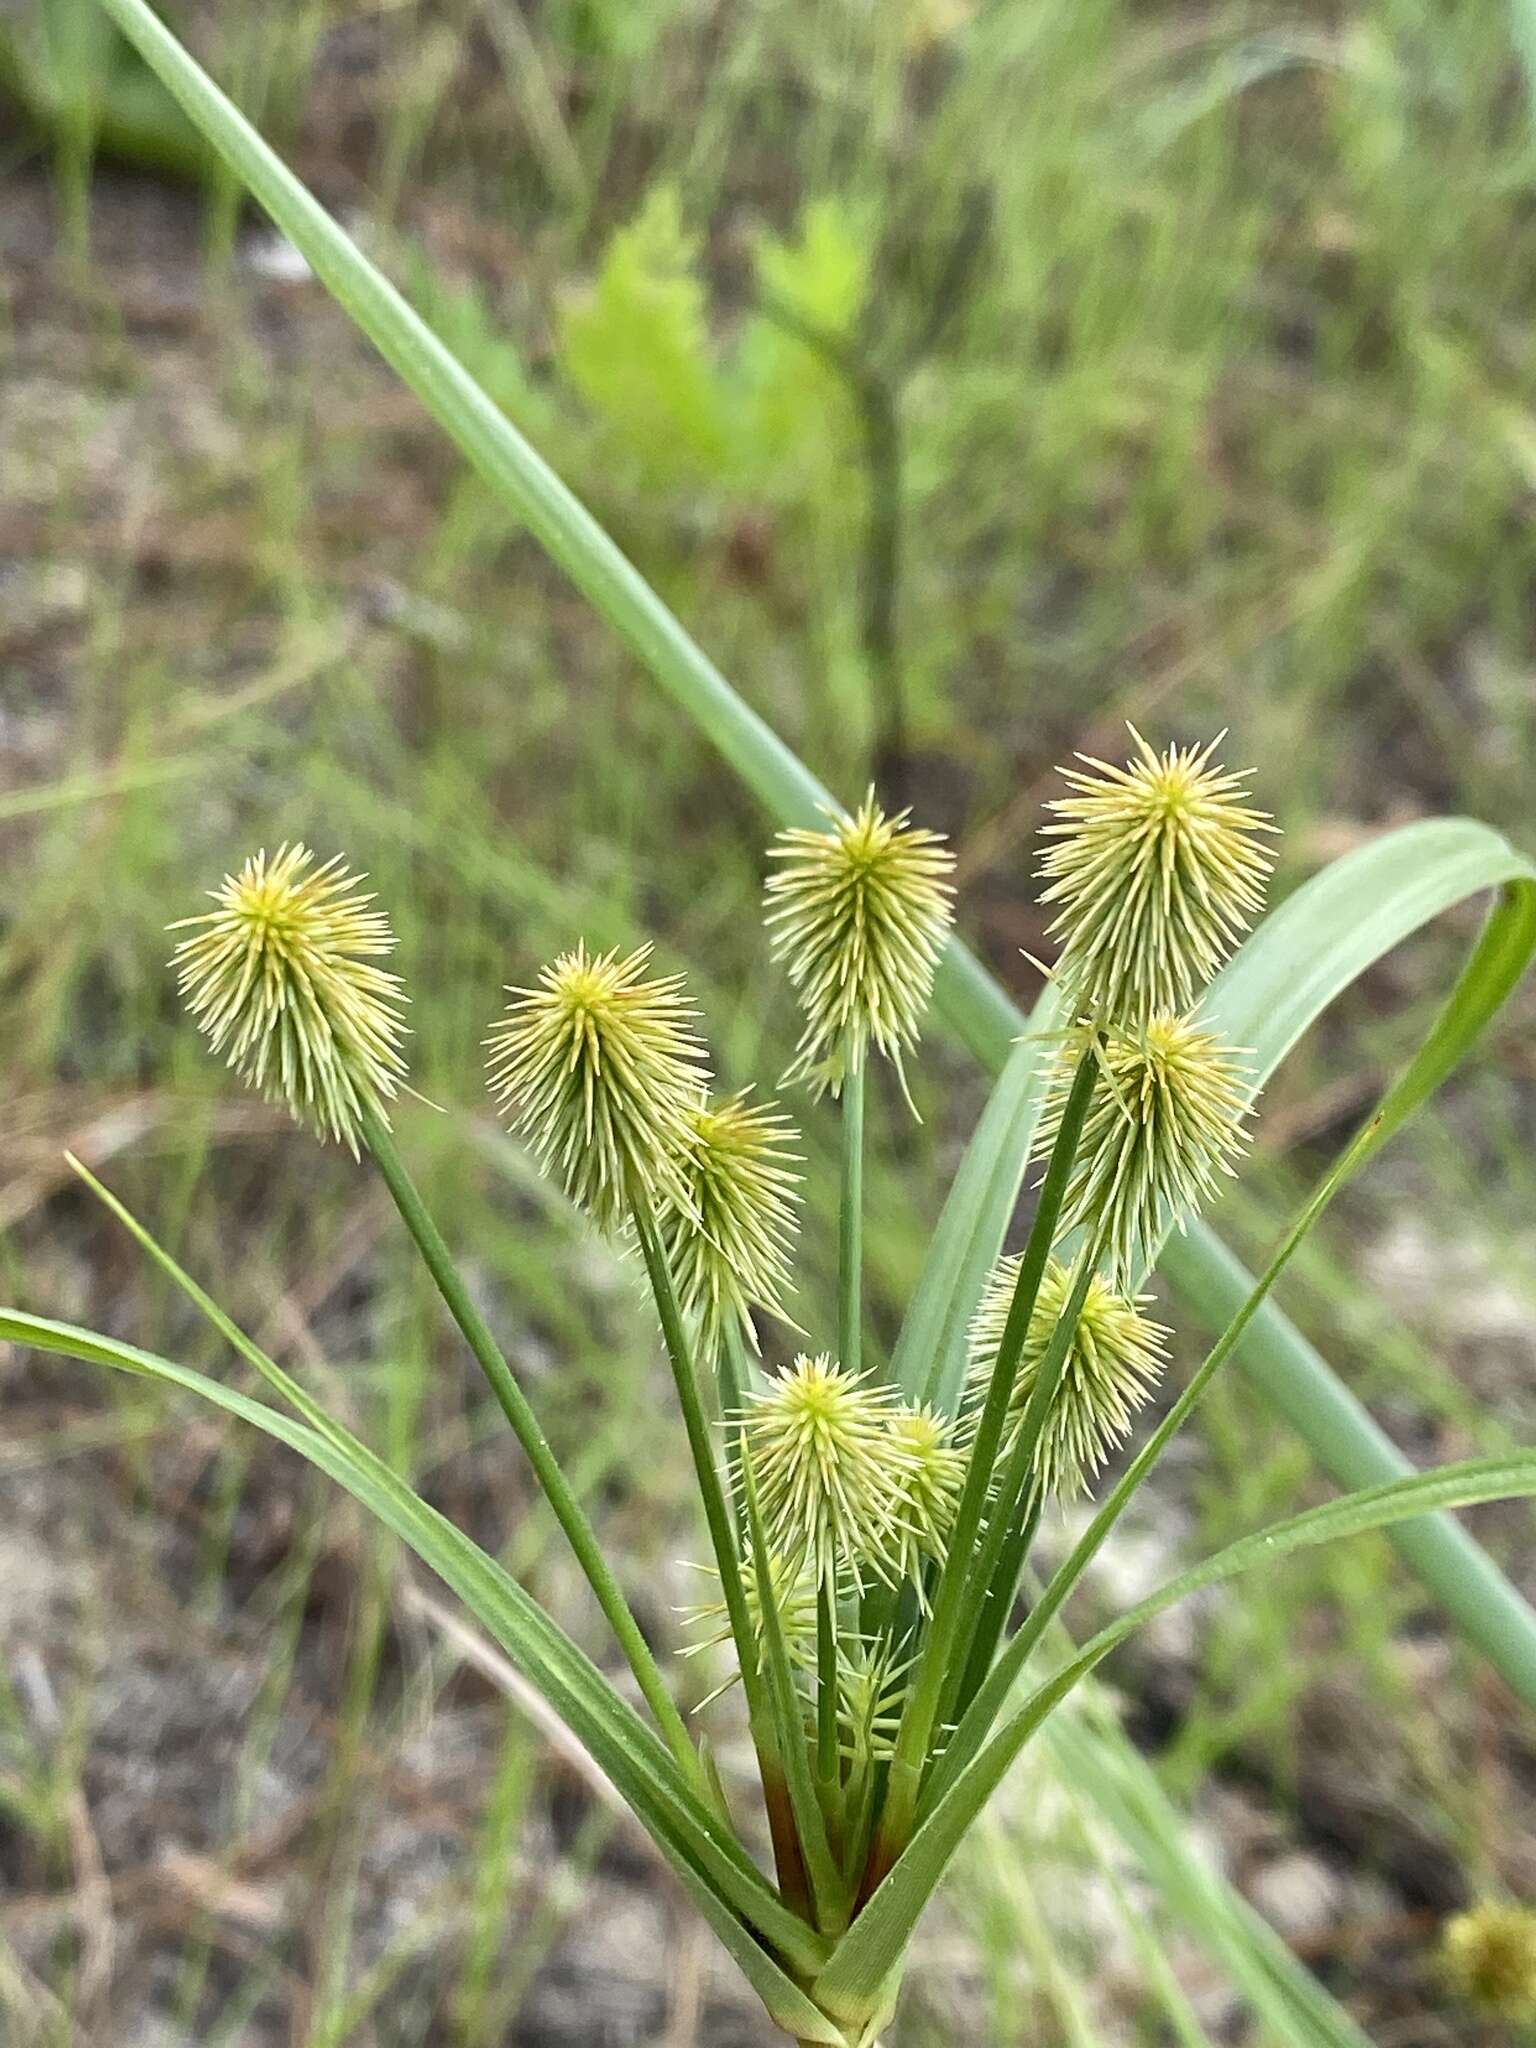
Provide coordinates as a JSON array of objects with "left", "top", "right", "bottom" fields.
[
  {"left": 740, "top": 1436, "right": 852, "bottom": 1937},
  {"left": 815, "top": 1583, "right": 841, "bottom": 1801},
  {"left": 937, "top": 1256, "right": 1100, "bottom": 1737},
  {"left": 838, "top": 1061, "right": 864, "bottom": 1379},
  {"left": 950, "top": 1493, "right": 1042, "bottom": 1722},
  {"left": 923, "top": 1108, "right": 1389, "bottom": 1820},
  {"left": 629, "top": 1188, "right": 814, "bottom": 1909},
  {"left": 359, "top": 1106, "right": 700, "bottom": 1785},
  {"left": 816, "top": 1056, "right": 864, "bottom": 1804},
  {"left": 867, "top": 1040, "right": 1098, "bottom": 1886}
]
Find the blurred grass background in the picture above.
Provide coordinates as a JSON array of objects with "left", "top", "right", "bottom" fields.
[{"left": 2, "top": 0, "right": 1536, "bottom": 2041}]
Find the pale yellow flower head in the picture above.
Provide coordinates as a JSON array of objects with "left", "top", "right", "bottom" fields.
[
  {"left": 1039, "top": 727, "right": 1275, "bottom": 1027},
  {"left": 764, "top": 789, "right": 954, "bottom": 1100},
  {"left": 486, "top": 942, "right": 708, "bottom": 1234},
  {"left": 170, "top": 844, "right": 408, "bottom": 1154}
]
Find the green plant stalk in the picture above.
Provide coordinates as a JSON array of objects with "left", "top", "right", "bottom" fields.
[
  {"left": 839, "top": 1062, "right": 864, "bottom": 1380},
  {"left": 951, "top": 1494, "right": 1043, "bottom": 1725},
  {"left": 815, "top": 1584, "right": 840, "bottom": 1799},
  {"left": 358, "top": 1107, "right": 698, "bottom": 1780},
  {"left": 97, "top": 0, "right": 1536, "bottom": 1712},
  {"left": 934, "top": 1249, "right": 1103, "bottom": 1741},
  {"left": 816, "top": 1060, "right": 865, "bottom": 1802},
  {"left": 740, "top": 1435, "right": 852, "bottom": 1938},
  {"left": 925, "top": 1117, "right": 1385, "bottom": 1817},
  {"left": 628, "top": 1191, "right": 814, "bottom": 1908},
  {"left": 873, "top": 1043, "right": 1097, "bottom": 1876}
]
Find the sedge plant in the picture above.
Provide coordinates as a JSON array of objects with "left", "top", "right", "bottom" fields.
[{"left": 7, "top": 744, "right": 1536, "bottom": 2046}]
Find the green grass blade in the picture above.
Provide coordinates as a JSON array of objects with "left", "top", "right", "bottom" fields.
[
  {"left": 88, "top": 0, "right": 1536, "bottom": 1703},
  {"left": 1044, "top": 1708, "right": 1375, "bottom": 2048},
  {"left": 0, "top": 1308, "right": 830, "bottom": 1982},
  {"left": 815, "top": 1451, "right": 1536, "bottom": 2019}
]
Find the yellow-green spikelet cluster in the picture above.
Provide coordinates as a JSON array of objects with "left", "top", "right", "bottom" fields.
[
  {"left": 764, "top": 789, "right": 954, "bottom": 1099},
  {"left": 485, "top": 942, "right": 708, "bottom": 1235},
  {"left": 965, "top": 1255, "right": 1169, "bottom": 1500},
  {"left": 170, "top": 844, "right": 408, "bottom": 1154},
  {"left": 1039, "top": 725, "right": 1275, "bottom": 1026},
  {"left": 742, "top": 1354, "right": 913, "bottom": 1589},
  {"left": 657, "top": 1091, "right": 802, "bottom": 1355},
  {"left": 1040, "top": 1013, "right": 1251, "bottom": 1281}
]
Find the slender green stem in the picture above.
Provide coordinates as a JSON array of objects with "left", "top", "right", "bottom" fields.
[
  {"left": 816, "top": 1583, "right": 840, "bottom": 1792},
  {"left": 359, "top": 1108, "right": 698, "bottom": 1778},
  {"left": 839, "top": 1062, "right": 865, "bottom": 1378},
  {"left": 739, "top": 1446, "right": 851, "bottom": 1935},
  {"left": 629, "top": 1192, "right": 763, "bottom": 1721},
  {"left": 867, "top": 1041, "right": 1097, "bottom": 1879},
  {"left": 628, "top": 1184, "right": 834, "bottom": 1919},
  {"left": 951, "top": 1492, "right": 1041, "bottom": 1724},
  {"left": 923, "top": 1106, "right": 1388, "bottom": 1819},
  {"left": 718, "top": 1324, "right": 750, "bottom": 1515},
  {"left": 937, "top": 1248, "right": 1100, "bottom": 1735}
]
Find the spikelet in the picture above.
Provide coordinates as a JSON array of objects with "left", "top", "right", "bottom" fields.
[
  {"left": 485, "top": 942, "right": 708, "bottom": 1234},
  {"left": 679, "top": 1550, "right": 817, "bottom": 1706},
  {"left": 656, "top": 1091, "right": 802, "bottom": 1357},
  {"left": 170, "top": 844, "right": 408, "bottom": 1154},
  {"left": 837, "top": 1641, "right": 912, "bottom": 1764},
  {"left": 1039, "top": 1013, "right": 1251, "bottom": 1281},
  {"left": 741, "top": 1354, "right": 912, "bottom": 1588},
  {"left": 1039, "top": 727, "right": 1275, "bottom": 1026},
  {"left": 882, "top": 1404, "right": 966, "bottom": 1592},
  {"left": 964, "top": 1254, "right": 1169, "bottom": 1501},
  {"left": 764, "top": 789, "right": 954, "bottom": 1100}
]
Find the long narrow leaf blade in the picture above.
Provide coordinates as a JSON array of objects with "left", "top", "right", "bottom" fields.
[
  {"left": 0, "top": 1311, "right": 830, "bottom": 1983},
  {"left": 815, "top": 1453, "right": 1536, "bottom": 2017}
]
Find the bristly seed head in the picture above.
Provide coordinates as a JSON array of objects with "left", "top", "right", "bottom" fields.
[
  {"left": 1039, "top": 1012, "right": 1251, "bottom": 1281},
  {"left": 657, "top": 1091, "right": 802, "bottom": 1358},
  {"left": 485, "top": 942, "right": 709, "bottom": 1234},
  {"left": 882, "top": 1405, "right": 966, "bottom": 1594},
  {"left": 764, "top": 789, "right": 955, "bottom": 1102},
  {"left": 1039, "top": 726, "right": 1275, "bottom": 1027},
  {"left": 742, "top": 1353, "right": 912, "bottom": 1588},
  {"left": 679, "top": 1550, "right": 817, "bottom": 1707},
  {"left": 170, "top": 844, "right": 408, "bottom": 1155},
  {"left": 965, "top": 1254, "right": 1169, "bottom": 1501}
]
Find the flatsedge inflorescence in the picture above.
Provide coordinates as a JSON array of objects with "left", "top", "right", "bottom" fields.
[
  {"left": 171, "top": 844, "right": 408, "bottom": 1154},
  {"left": 764, "top": 788, "right": 955, "bottom": 1101},
  {"left": 484, "top": 941, "right": 708, "bottom": 1235},
  {"left": 173, "top": 737, "right": 1271, "bottom": 2041},
  {"left": 965, "top": 1255, "right": 1170, "bottom": 1501},
  {"left": 1039, "top": 725, "right": 1275, "bottom": 1026},
  {"left": 657, "top": 1090, "right": 803, "bottom": 1356}
]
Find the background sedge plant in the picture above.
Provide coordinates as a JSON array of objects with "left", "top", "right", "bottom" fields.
[{"left": 7, "top": 737, "right": 1536, "bottom": 2047}]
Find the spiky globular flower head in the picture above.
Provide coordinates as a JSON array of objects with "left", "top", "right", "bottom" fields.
[
  {"left": 964, "top": 1255, "right": 1169, "bottom": 1501},
  {"left": 657, "top": 1091, "right": 802, "bottom": 1357},
  {"left": 1039, "top": 1013, "right": 1251, "bottom": 1282},
  {"left": 882, "top": 1404, "right": 966, "bottom": 1593},
  {"left": 837, "top": 1642, "right": 912, "bottom": 1766},
  {"left": 679, "top": 1550, "right": 817, "bottom": 1706},
  {"left": 1039, "top": 727, "right": 1275, "bottom": 1027},
  {"left": 764, "top": 789, "right": 955, "bottom": 1100},
  {"left": 485, "top": 942, "right": 709, "bottom": 1234},
  {"left": 742, "top": 1354, "right": 912, "bottom": 1588},
  {"left": 170, "top": 845, "right": 408, "bottom": 1154},
  {"left": 1441, "top": 1902, "right": 1536, "bottom": 2017}
]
